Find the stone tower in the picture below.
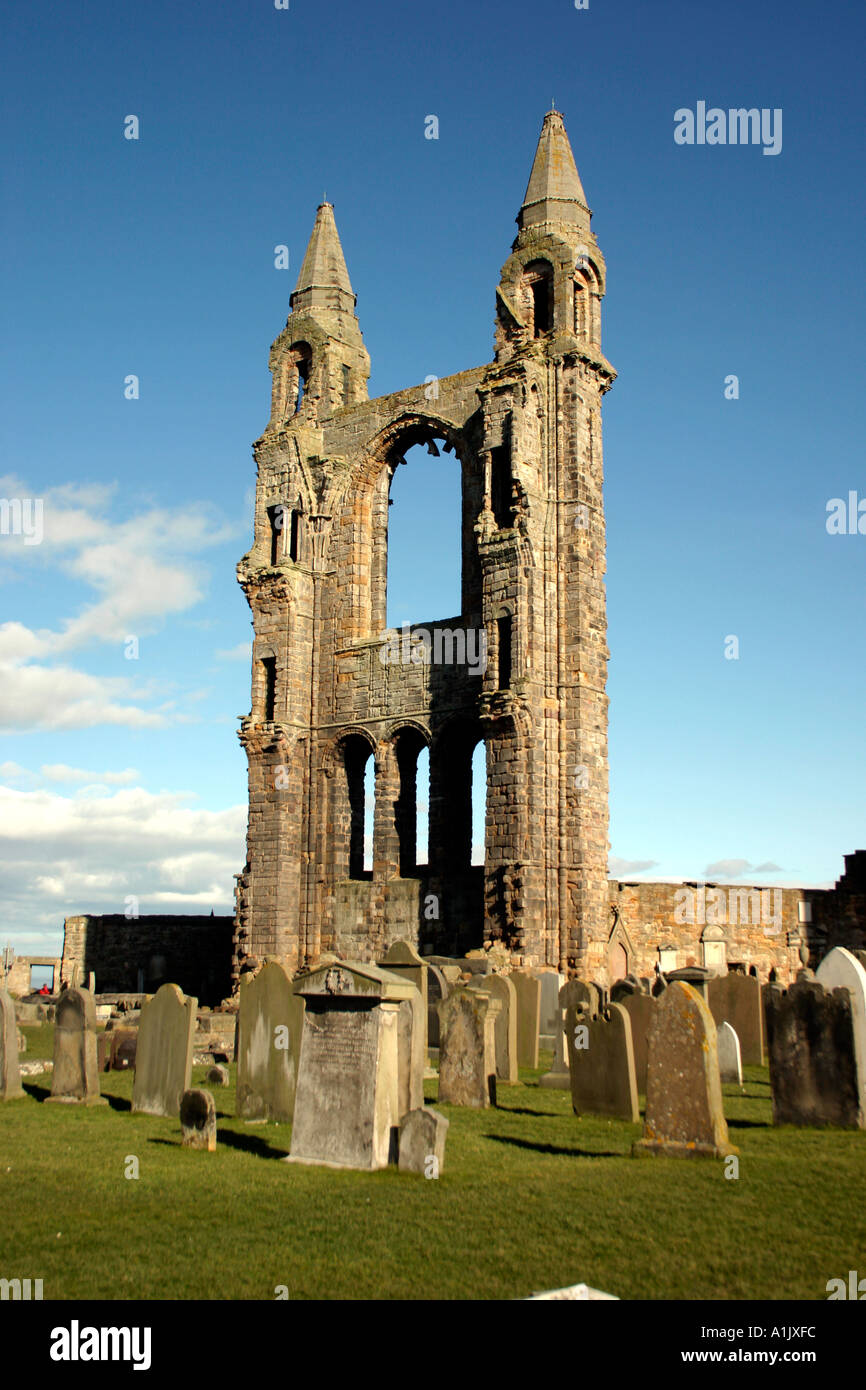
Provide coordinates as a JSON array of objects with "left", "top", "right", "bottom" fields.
[{"left": 233, "top": 110, "right": 616, "bottom": 988}]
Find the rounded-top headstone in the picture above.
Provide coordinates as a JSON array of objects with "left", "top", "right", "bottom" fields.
[{"left": 180, "top": 1087, "right": 217, "bottom": 1151}]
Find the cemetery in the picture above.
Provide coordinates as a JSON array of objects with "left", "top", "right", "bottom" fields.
[{"left": 2, "top": 951, "right": 865, "bottom": 1301}]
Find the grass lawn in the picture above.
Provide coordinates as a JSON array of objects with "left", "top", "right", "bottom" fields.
[{"left": 2, "top": 1024, "right": 864, "bottom": 1301}]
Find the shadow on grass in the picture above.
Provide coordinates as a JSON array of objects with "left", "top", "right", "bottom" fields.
[
  {"left": 726, "top": 1117, "right": 772, "bottom": 1130},
  {"left": 486, "top": 1133, "right": 626, "bottom": 1160},
  {"left": 493, "top": 1104, "right": 565, "bottom": 1118},
  {"left": 21, "top": 1081, "right": 50, "bottom": 1101},
  {"left": 215, "top": 1128, "right": 290, "bottom": 1161},
  {"left": 104, "top": 1093, "right": 132, "bottom": 1113}
]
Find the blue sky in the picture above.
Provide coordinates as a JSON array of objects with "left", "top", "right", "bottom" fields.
[{"left": 1, "top": 0, "right": 864, "bottom": 955}]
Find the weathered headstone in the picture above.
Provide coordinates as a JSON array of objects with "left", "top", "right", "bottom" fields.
[
  {"left": 287, "top": 962, "right": 414, "bottom": 1170},
  {"left": 207, "top": 1064, "right": 229, "bottom": 1086},
  {"left": 620, "top": 992, "right": 656, "bottom": 1093},
  {"left": 816, "top": 947, "right": 866, "bottom": 1118},
  {"left": 46, "top": 987, "right": 106, "bottom": 1106},
  {"left": 397, "top": 986, "right": 425, "bottom": 1115},
  {"left": 16, "top": 1028, "right": 26, "bottom": 1053},
  {"left": 666, "top": 965, "right": 712, "bottom": 1001},
  {"left": 566, "top": 1002, "right": 639, "bottom": 1121},
  {"left": 633, "top": 981, "right": 737, "bottom": 1158},
  {"left": 382, "top": 940, "right": 428, "bottom": 1032},
  {"left": 437, "top": 988, "right": 499, "bottom": 1108},
  {"left": 707, "top": 972, "right": 765, "bottom": 1065},
  {"left": 180, "top": 1088, "right": 217, "bottom": 1151},
  {"left": 717, "top": 1021, "right": 743, "bottom": 1086},
  {"left": 533, "top": 969, "right": 566, "bottom": 1043},
  {"left": 765, "top": 979, "right": 864, "bottom": 1128},
  {"left": 426, "top": 964, "right": 448, "bottom": 1048},
  {"left": 0, "top": 990, "right": 24, "bottom": 1101},
  {"left": 510, "top": 971, "right": 541, "bottom": 1069},
  {"left": 132, "top": 983, "right": 196, "bottom": 1118},
  {"left": 541, "top": 980, "right": 601, "bottom": 1089},
  {"left": 398, "top": 1106, "right": 449, "bottom": 1176},
  {"left": 467, "top": 973, "right": 517, "bottom": 1082},
  {"left": 236, "top": 961, "right": 303, "bottom": 1124}
]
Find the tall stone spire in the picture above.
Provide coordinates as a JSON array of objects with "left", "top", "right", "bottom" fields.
[
  {"left": 267, "top": 201, "right": 369, "bottom": 426},
  {"left": 517, "top": 109, "right": 590, "bottom": 232},
  {"left": 290, "top": 202, "right": 356, "bottom": 316}
]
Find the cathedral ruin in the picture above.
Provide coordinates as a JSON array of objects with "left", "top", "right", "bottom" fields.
[{"left": 232, "top": 111, "right": 613, "bottom": 983}]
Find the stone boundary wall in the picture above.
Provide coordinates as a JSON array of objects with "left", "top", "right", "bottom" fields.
[{"left": 60, "top": 915, "right": 234, "bottom": 1007}]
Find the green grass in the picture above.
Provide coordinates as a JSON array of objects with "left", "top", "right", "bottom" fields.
[{"left": 2, "top": 1029, "right": 864, "bottom": 1300}]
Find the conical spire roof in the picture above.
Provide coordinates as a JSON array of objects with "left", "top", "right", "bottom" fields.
[
  {"left": 518, "top": 110, "right": 590, "bottom": 230},
  {"left": 290, "top": 202, "right": 356, "bottom": 316}
]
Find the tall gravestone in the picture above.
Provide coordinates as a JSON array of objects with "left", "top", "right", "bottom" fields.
[
  {"left": 541, "top": 979, "right": 600, "bottom": 1089},
  {"left": 0, "top": 989, "right": 24, "bottom": 1101},
  {"left": 634, "top": 981, "right": 737, "bottom": 1159},
  {"left": 132, "top": 983, "right": 196, "bottom": 1118},
  {"left": 437, "top": 988, "right": 499, "bottom": 1108},
  {"left": 765, "top": 978, "right": 863, "bottom": 1128},
  {"left": 816, "top": 947, "right": 866, "bottom": 1119},
  {"left": 717, "top": 1021, "right": 743, "bottom": 1086},
  {"left": 510, "top": 971, "right": 541, "bottom": 1069},
  {"left": 287, "top": 963, "right": 414, "bottom": 1170},
  {"left": 46, "top": 987, "right": 106, "bottom": 1106},
  {"left": 397, "top": 986, "right": 425, "bottom": 1115},
  {"left": 621, "top": 992, "right": 655, "bottom": 1094},
  {"left": 566, "top": 1002, "right": 639, "bottom": 1121},
  {"left": 426, "top": 964, "right": 448, "bottom": 1048},
  {"left": 707, "top": 972, "right": 765, "bottom": 1065},
  {"left": 533, "top": 969, "right": 565, "bottom": 1044},
  {"left": 467, "top": 973, "right": 517, "bottom": 1082},
  {"left": 382, "top": 941, "right": 428, "bottom": 1034},
  {"left": 236, "top": 961, "right": 303, "bottom": 1123}
]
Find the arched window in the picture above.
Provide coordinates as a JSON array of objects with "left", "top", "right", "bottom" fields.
[
  {"left": 288, "top": 342, "right": 312, "bottom": 415},
  {"left": 393, "top": 727, "right": 429, "bottom": 876},
  {"left": 339, "top": 735, "right": 374, "bottom": 880},
  {"left": 386, "top": 438, "right": 461, "bottom": 628},
  {"left": 521, "top": 260, "right": 554, "bottom": 337}
]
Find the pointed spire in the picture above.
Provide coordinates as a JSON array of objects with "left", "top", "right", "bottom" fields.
[
  {"left": 290, "top": 202, "right": 356, "bottom": 316},
  {"left": 518, "top": 109, "right": 589, "bottom": 231}
]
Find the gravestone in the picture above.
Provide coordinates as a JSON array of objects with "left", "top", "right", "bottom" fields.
[
  {"left": 426, "top": 964, "right": 448, "bottom": 1048},
  {"left": 666, "top": 965, "right": 712, "bottom": 1002},
  {"left": 816, "top": 947, "right": 866, "bottom": 1118},
  {"left": 0, "top": 990, "right": 24, "bottom": 1101},
  {"left": 620, "top": 992, "right": 655, "bottom": 1094},
  {"left": 397, "top": 987, "right": 425, "bottom": 1115},
  {"left": 467, "top": 973, "right": 517, "bottom": 1082},
  {"left": 236, "top": 961, "right": 303, "bottom": 1124},
  {"left": 510, "top": 971, "right": 541, "bottom": 1069},
  {"left": 382, "top": 940, "right": 428, "bottom": 1037},
  {"left": 765, "top": 979, "right": 863, "bottom": 1128},
  {"left": 633, "top": 981, "right": 737, "bottom": 1159},
  {"left": 98, "top": 1026, "right": 138, "bottom": 1073},
  {"left": 398, "top": 1107, "right": 449, "bottom": 1175},
  {"left": 717, "top": 1021, "right": 743, "bottom": 1086},
  {"left": 207, "top": 1064, "right": 229, "bottom": 1086},
  {"left": 437, "top": 988, "right": 499, "bottom": 1108},
  {"left": 180, "top": 1088, "right": 217, "bottom": 1151},
  {"left": 566, "top": 1002, "right": 639, "bottom": 1121},
  {"left": 132, "top": 983, "right": 196, "bottom": 1118},
  {"left": 707, "top": 972, "right": 765, "bottom": 1065},
  {"left": 541, "top": 979, "right": 601, "bottom": 1089},
  {"left": 533, "top": 969, "right": 566, "bottom": 1043},
  {"left": 46, "top": 987, "right": 106, "bottom": 1106},
  {"left": 287, "top": 962, "right": 414, "bottom": 1170}
]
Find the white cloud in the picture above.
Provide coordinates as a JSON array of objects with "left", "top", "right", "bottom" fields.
[
  {"left": 0, "top": 478, "right": 242, "bottom": 733},
  {"left": 609, "top": 856, "right": 659, "bottom": 876},
  {"left": 40, "top": 764, "right": 140, "bottom": 785},
  {"left": 215, "top": 642, "right": 252, "bottom": 662},
  {"left": 0, "top": 783, "right": 246, "bottom": 955}
]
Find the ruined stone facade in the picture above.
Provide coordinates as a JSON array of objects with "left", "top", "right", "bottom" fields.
[{"left": 233, "top": 112, "right": 614, "bottom": 983}]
